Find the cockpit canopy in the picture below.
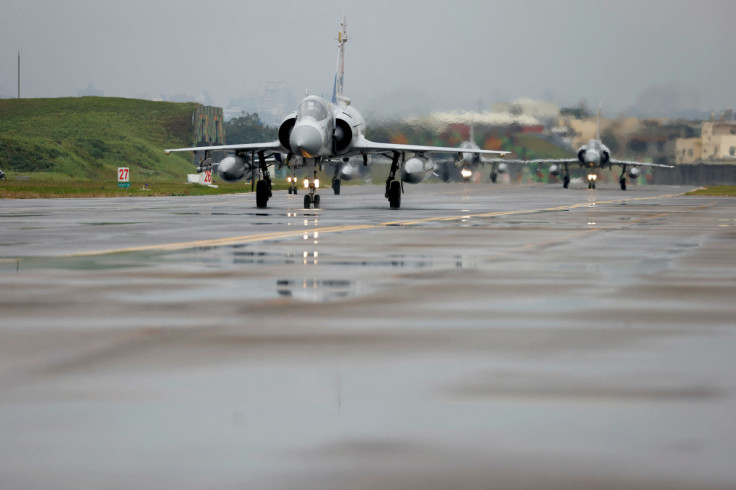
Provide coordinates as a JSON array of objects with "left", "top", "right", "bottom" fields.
[{"left": 297, "top": 97, "right": 329, "bottom": 122}]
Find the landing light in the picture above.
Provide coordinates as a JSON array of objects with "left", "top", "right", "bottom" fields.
[
  {"left": 461, "top": 168, "right": 473, "bottom": 179},
  {"left": 287, "top": 176, "right": 292, "bottom": 183},
  {"left": 588, "top": 174, "right": 597, "bottom": 181},
  {"left": 304, "top": 179, "right": 309, "bottom": 188},
  {"left": 314, "top": 178, "right": 320, "bottom": 189}
]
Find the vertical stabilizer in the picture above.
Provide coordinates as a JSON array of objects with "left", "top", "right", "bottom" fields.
[{"left": 331, "top": 15, "right": 348, "bottom": 104}]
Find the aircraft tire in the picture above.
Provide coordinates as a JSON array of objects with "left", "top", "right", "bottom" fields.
[
  {"left": 256, "top": 180, "right": 268, "bottom": 208},
  {"left": 620, "top": 180, "right": 626, "bottom": 191},
  {"left": 332, "top": 179, "right": 341, "bottom": 195},
  {"left": 314, "top": 194, "right": 321, "bottom": 208},
  {"left": 303, "top": 194, "right": 311, "bottom": 209},
  {"left": 389, "top": 180, "right": 401, "bottom": 209},
  {"left": 288, "top": 187, "right": 292, "bottom": 195},
  {"left": 490, "top": 173, "right": 497, "bottom": 183},
  {"left": 563, "top": 176, "right": 570, "bottom": 189}
]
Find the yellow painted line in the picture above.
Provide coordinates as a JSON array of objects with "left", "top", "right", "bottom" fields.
[{"left": 67, "top": 192, "right": 684, "bottom": 257}]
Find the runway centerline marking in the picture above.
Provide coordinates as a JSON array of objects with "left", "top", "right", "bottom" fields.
[{"left": 68, "top": 192, "right": 684, "bottom": 257}]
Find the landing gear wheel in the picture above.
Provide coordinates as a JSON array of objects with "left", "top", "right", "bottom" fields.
[
  {"left": 293, "top": 187, "right": 297, "bottom": 195},
  {"left": 313, "top": 195, "right": 321, "bottom": 209},
  {"left": 588, "top": 181, "right": 592, "bottom": 189},
  {"left": 591, "top": 181, "right": 596, "bottom": 189},
  {"left": 563, "top": 176, "right": 570, "bottom": 189},
  {"left": 620, "top": 179, "right": 626, "bottom": 191},
  {"left": 332, "top": 178, "right": 341, "bottom": 195},
  {"left": 288, "top": 187, "right": 293, "bottom": 195},
  {"left": 256, "top": 180, "right": 269, "bottom": 208},
  {"left": 490, "top": 173, "right": 497, "bottom": 183},
  {"left": 388, "top": 180, "right": 401, "bottom": 209},
  {"left": 303, "top": 194, "right": 311, "bottom": 209}
]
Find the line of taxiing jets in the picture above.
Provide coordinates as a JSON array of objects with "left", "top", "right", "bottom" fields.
[{"left": 165, "top": 16, "right": 673, "bottom": 209}]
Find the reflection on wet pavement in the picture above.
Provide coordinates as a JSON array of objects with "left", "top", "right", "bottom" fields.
[{"left": 2, "top": 185, "right": 736, "bottom": 488}]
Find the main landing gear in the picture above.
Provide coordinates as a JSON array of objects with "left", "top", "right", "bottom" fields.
[
  {"left": 331, "top": 161, "right": 342, "bottom": 195},
  {"left": 255, "top": 151, "right": 272, "bottom": 208},
  {"left": 385, "top": 151, "right": 402, "bottom": 209},
  {"left": 619, "top": 165, "right": 627, "bottom": 191},
  {"left": 562, "top": 163, "right": 570, "bottom": 189}
]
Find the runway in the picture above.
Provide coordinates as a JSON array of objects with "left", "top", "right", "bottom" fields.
[{"left": 1, "top": 182, "right": 736, "bottom": 489}]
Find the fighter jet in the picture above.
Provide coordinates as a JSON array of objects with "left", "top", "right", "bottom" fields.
[
  {"left": 486, "top": 107, "right": 673, "bottom": 190},
  {"left": 165, "top": 16, "right": 508, "bottom": 209},
  {"left": 455, "top": 126, "right": 508, "bottom": 183}
]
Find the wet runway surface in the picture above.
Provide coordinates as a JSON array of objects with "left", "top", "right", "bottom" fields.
[{"left": 1, "top": 183, "right": 736, "bottom": 489}]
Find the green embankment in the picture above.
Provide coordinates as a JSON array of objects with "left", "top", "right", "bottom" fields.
[{"left": 0, "top": 97, "right": 197, "bottom": 181}]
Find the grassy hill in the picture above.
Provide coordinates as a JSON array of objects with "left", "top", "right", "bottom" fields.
[{"left": 0, "top": 97, "right": 198, "bottom": 180}]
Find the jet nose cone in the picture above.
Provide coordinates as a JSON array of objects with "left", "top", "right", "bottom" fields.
[
  {"left": 585, "top": 150, "right": 600, "bottom": 164},
  {"left": 290, "top": 124, "right": 323, "bottom": 158}
]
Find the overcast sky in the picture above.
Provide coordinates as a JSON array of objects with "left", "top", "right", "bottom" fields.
[{"left": 1, "top": 0, "right": 734, "bottom": 119}]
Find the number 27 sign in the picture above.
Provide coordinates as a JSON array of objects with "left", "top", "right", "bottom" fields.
[{"left": 118, "top": 167, "right": 130, "bottom": 188}]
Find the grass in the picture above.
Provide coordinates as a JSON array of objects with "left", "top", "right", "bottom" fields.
[
  {"left": 685, "top": 185, "right": 736, "bottom": 196},
  {"left": 0, "top": 97, "right": 198, "bottom": 181}
]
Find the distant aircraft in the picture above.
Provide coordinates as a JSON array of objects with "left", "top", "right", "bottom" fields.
[
  {"left": 488, "top": 107, "right": 673, "bottom": 190},
  {"left": 165, "top": 16, "right": 508, "bottom": 208},
  {"left": 455, "top": 126, "right": 508, "bottom": 183}
]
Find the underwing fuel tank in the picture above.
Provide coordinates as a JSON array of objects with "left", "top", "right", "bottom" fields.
[
  {"left": 340, "top": 162, "right": 357, "bottom": 180},
  {"left": 401, "top": 156, "right": 434, "bottom": 184},
  {"left": 216, "top": 156, "right": 246, "bottom": 183}
]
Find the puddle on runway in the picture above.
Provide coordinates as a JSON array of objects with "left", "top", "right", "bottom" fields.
[
  {"left": 116, "top": 277, "right": 367, "bottom": 303},
  {"left": 183, "top": 246, "right": 472, "bottom": 271}
]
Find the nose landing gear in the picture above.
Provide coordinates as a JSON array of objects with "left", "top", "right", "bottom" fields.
[
  {"left": 303, "top": 159, "right": 321, "bottom": 209},
  {"left": 287, "top": 174, "right": 298, "bottom": 195}
]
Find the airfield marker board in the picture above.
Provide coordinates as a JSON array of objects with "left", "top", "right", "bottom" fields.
[{"left": 118, "top": 167, "right": 130, "bottom": 188}]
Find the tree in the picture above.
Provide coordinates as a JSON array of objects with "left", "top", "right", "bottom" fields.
[{"left": 223, "top": 112, "right": 278, "bottom": 144}]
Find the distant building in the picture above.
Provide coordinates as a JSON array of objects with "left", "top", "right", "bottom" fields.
[
  {"left": 675, "top": 138, "right": 703, "bottom": 164},
  {"left": 701, "top": 120, "right": 736, "bottom": 161},
  {"left": 674, "top": 112, "right": 736, "bottom": 164},
  {"left": 405, "top": 111, "right": 543, "bottom": 134}
]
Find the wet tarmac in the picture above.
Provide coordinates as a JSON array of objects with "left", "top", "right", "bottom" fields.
[{"left": 1, "top": 183, "right": 736, "bottom": 489}]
